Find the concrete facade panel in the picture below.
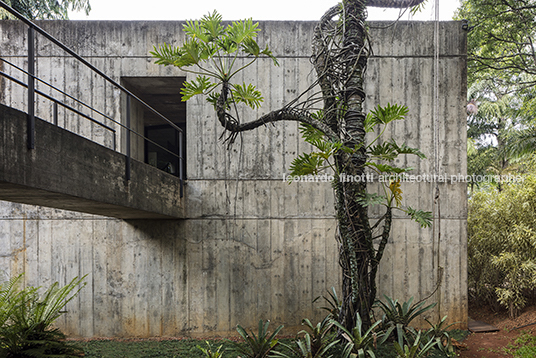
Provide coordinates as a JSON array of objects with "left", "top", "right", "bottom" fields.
[{"left": 0, "top": 19, "right": 467, "bottom": 336}]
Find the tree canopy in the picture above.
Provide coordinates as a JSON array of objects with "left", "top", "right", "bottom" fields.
[
  {"left": 0, "top": 0, "right": 90, "bottom": 20},
  {"left": 455, "top": 0, "right": 536, "bottom": 87}
]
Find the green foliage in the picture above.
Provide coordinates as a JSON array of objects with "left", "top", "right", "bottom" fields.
[
  {"left": 492, "top": 252, "right": 536, "bottom": 318},
  {"left": 0, "top": 274, "right": 86, "bottom": 357},
  {"left": 151, "top": 11, "right": 277, "bottom": 110},
  {"left": 314, "top": 287, "right": 342, "bottom": 319},
  {"left": 197, "top": 340, "right": 224, "bottom": 358},
  {"left": 289, "top": 104, "right": 431, "bottom": 228},
  {"left": 376, "top": 295, "right": 436, "bottom": 331},
  {"left": 331, "top": 313, "right": 390, "bottom": 358},
  {"left": 393, "top": 325, "right": 437, "bottom": 358},
  {"left": 510, "top": 333, "right": 536, "bottom": 358},
  {"left": 228, "top": 319, "right": 283, "bottom": 358},
  {"left": 455, "top": 0, "right": 536, "bottom": 86},
  {"left": 468, "top": 173, "right": 536, "bottom": 315},
  {"left": 272, "top": 317, "right": 339, "bottom": 358},
  {"left": 405, "top": 207, "right": 433, "bottom": 229},
  {"left": 0, "top": 0, "right": 90, "bottom": 19},
  {"left": 365, "top": 103, "right": 409, "bottom": 132},
  {"left": 423, "top": 316, "right": 457, "bottom": 357}
]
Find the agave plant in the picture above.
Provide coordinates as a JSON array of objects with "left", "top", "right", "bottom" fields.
[
  {"left": 376, "top": 295, "right": 436, "bottom": 330},
  {"left": 229, "top": 319, "right": 283, "bottom": 358}
]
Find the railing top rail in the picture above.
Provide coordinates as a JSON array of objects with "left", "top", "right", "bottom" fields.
[{"left": 0, "top": 0, "right": 183, "bottom": 134}]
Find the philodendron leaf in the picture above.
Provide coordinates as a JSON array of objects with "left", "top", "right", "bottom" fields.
[
  {"left": 368, "top": 103, "right": 409, "bottom": 125},
  {"left": 288, "top": 153, "right": 324, "bottom": 179},
  {"left": 406, "top": 206, "right": 433, "bottom": 228},
  {"left": 357, "top": 192, "right": 386, "bottom": 207},
  {"left": 231, "top": 82, "right": 264, "bottom": 109},
  {"left": 180, "top": 76, "right": 217, "bottom": 101}
]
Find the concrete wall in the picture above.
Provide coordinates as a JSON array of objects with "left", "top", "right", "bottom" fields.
[{"left": 0, "top": 20, "right": 467, "bottom": 336}]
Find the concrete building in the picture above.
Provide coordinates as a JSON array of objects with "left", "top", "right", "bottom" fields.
[{"left": 0, "top": 19, "right": 467, "bottom": 337}]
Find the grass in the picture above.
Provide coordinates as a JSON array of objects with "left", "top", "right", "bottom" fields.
[
  {"left": 502, "top": 332, "right": 536, "bottom": 358},
  {"left": 77, "top": 330, "right": 471, "bottom": 358},
  {"left": 79, "top": 338, "right": 294, "bottom": 358}
]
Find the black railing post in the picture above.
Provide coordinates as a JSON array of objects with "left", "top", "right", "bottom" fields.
[
  {"left": 27, "top": 27, "right": 35, "bottom": 149},
  {"left": 53, "top": 101, "right": 58, "bottom": 126},
  {"left": 179, "top": 129, "right": 184, "bottom": 198},
  {"left": 125, "top": 94, "right": 131, "bottom": 181}
]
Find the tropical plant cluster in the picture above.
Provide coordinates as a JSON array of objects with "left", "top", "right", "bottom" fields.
[
  {"left": 468, "top": 173, "right": 536, "bottom": 317},
  {"left": 456, "top": 0, "right": 536, "bottom": 317},
  {"left": 0, "top": 274, "right": 86, "bottom": 357},
  {"left": 0, "top": 0, "right": 90, "bottom": 19},
  {"left": 151, "top": 8, "right": 432, "bottom": 332},
  {"left": 198, "top": 290, "right": 457, "bottom": 358}
]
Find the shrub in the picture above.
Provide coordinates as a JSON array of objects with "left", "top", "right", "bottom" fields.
[
  {"left": 468, "top": 175, "right": 536, "bottom": 316},
  {"left": 0, "top": 274, "right": 86, "bottom": 357}
]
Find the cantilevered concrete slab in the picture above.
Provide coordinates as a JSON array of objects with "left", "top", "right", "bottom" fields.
[{"left": 0, "top": 104, "right": 184, "bottom": 219}]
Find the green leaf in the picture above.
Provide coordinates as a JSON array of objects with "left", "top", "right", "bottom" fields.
[
  {"left": 180, "top": 76, "right": 217, "bottom": 102},
  {"left": 183, "top": 19, "right": 210, "bottom": 43},
  {"left": 151, "top": 43, "right": 182, "bottom": 67},
  {"left": 261, "top": 45, "right": 279, "bottom": 66},
  {"left": 227, "top": 18, "right": 260, "bottom": 45},
  {"left": 406, "top": 207, "right": 433, "bottom": 228},
  {"left": 366, "top": 103, "right": 409, "bottom": 130},
  {"left": 242, "top": 37, "right": 260, "bottom": 57},
  {"left": 299, "top": 123, "right": 325, "bottom": 143},
  {"left": 230, "top": 82, "right": 264, "bottom": 109},
  {"left": 200, "top": 11, "right": 224, "bottom": 41},
  {"left": 357, "top": 192, "right": 386, "bottom": 208},
  {"left": 369, "top": 140, "right": 426, "bottom": 161},
  {"left": 288, "top": 153, "right": 324, "bottom": 179}
]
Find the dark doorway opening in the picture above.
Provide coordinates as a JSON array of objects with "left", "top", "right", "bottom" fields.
[{"left": 122, "top": 77, "right": 186, "bottom": 179}]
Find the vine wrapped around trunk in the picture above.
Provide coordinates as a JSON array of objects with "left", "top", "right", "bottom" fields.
[{"left": 151, "top": 0, "right": 430, "bottom": 332}]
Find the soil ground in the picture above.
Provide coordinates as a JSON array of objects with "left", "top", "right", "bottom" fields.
[{"left": 459, "top": 304, "right": 536, "bottom": 358}]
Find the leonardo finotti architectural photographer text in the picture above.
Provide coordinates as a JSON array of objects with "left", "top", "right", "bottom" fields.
[{"left": 282, "top": 173, "right": 525, "bottom": 184}]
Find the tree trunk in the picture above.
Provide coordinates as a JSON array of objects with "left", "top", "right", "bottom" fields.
[{"left": 335, "top": 0, "right": 375, "bottom": 331}]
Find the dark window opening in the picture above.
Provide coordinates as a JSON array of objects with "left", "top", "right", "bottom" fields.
[{"left": 122, "top": 77, "right": 186, "bottom": 179}]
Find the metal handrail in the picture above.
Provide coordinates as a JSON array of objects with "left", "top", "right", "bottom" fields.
[
  {"left": 0, "top": 69, "right": 117, "bottom": 133},
  {"left": 1, "top": 57, "right": 119, "bottom": 133},
  {"left": 0, "top": 1, "right": 182, "bottom": 134},
  {"left": 0, "top": 0, "right": 184, "bottom": 196}
]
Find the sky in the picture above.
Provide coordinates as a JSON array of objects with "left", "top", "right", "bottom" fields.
[{"left": 69, "top": 0, "right": 461, "bottom": 22}]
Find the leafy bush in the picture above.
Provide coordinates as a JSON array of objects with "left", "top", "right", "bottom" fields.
[
  {"left": 0, "top": 274, "right": 86, "bottom": 357},
  {"left": 468, "top": 174, "right": 536, "bottom": 316}
]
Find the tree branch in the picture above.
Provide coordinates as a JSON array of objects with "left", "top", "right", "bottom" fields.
[
  {"left": 216, "top": 82, "right": 338, "bottom": 139},
  {"left": 366, "top": 0, "right": 425, "bottom": 8}
]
